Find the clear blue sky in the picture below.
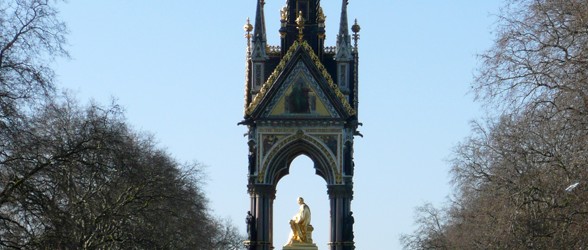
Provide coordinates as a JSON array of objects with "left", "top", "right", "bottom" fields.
[{"left": 55, "top": 1, "right": 502, "bottom": 249}]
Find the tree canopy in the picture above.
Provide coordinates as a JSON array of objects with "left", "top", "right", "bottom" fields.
[
  {"left": 402, "top": 0, "right": 588, "bottom": 249},
  {"left": 1, "top": 1, "right": 243, "bottom": 249}
]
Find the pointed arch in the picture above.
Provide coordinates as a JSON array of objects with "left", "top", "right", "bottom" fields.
[{"left": 260, "top": 132, "right": 339, "bottom": 186}]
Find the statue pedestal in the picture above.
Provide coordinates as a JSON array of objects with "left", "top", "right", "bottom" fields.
[{"left": 283, "top": 243, "right": 319, "bottom": 250}]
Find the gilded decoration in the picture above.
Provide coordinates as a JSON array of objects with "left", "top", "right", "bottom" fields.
[
  {"left": 266, "top": 62, "right": 337, "bottom": 118},
  {"left": 245, "top": 41, "right": 356, "bottom": 117},
  {"left": 300, "top": 41, "right": 356, "bottom": 116},
  {"left": 257, "top": 130, "right": 342, "bottom": 184},
  {"left": 244, "top": 18, "right": 253, "bottom": 114},
  {"left": 285, "top": 197, "right": 316, "bottom": 247},
  {"left": 317, "top": 7, "right": 326, "bottom": 24},
  {"left": 280, "top": 6, "right": 288, "bottom": 22},
  {"left": 296, "top": 11, "right": 305, "bottom": 41}
]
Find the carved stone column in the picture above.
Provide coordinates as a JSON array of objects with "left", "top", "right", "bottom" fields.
[
  {"left": 327, "top": 184, "right": 355, "bottom": 250},
  {"left": 248, "top": 184, "right": 277, "bottom": 250}
]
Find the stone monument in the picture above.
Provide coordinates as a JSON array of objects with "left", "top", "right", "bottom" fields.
[
  {"left": 283, "top": 197, "right": 318, "bottom": 250},
  {"left": 242, "top": 1, "right": 361, "bottom": 249}
]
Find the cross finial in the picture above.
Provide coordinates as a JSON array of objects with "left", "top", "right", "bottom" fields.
[{"left": 352, "top": 19, "right": 361, "bottom": 50}]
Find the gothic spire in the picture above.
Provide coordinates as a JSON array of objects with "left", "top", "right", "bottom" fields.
[
  {"left": 335, "top": 0, "right": 353, "bottom": 61},
  {"left": 251, "top": 0, "right": 268, "bottom": 61}
]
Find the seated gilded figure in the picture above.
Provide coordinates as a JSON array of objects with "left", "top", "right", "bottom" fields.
[{"left": 285, "top": 197, "right": 314, "bottom": 246}]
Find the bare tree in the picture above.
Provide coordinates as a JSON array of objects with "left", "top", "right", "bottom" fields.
[
  {"left": 1, "top": 1, "right": 245, "bottom": 249},
  {"left": 0, "top": 0, "right": 67, "bottom": 119},
  {"left": 402, "top": 0, "right": 588, "bottom": 249},
  {"left": 1, "top": 0, "right": 68, "bottom": 231},
  {"left": 400, "top": 203, "right": 449, "bottom": 250},
  {"left": 2, "top": 97, "right": 245, "bottom": 249},
  {"left": 211, "top": 217, "right": 247, "bottom": 250},
  {"left": 475, "top": 0, "right": 588, "bottom": 116}
]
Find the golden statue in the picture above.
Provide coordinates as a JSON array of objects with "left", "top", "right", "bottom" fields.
[
  {"left": 280, "top": 6, "right": 288, "bottom": 21},
  {"left": 284, "top": 197, "right": 317, "bottom": 250}
]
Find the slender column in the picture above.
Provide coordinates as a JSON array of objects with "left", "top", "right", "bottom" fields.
[
  {"left": 327, "top": 184, "right": 355, "bottom": 250},
  {"left": 248, "top": 184, "right": 276, "bottom": 250}
]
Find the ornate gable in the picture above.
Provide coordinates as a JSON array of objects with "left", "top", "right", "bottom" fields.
[
  {"left": 265, "top": 61, "right": 339, "bottom": 118},
  {"left": 245, "top": 41, "right": 355, "bottom": 120}
]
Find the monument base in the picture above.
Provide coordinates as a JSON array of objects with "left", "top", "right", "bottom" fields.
[{"left": 282, "top": 243, "right": 319, "bottom": 250}]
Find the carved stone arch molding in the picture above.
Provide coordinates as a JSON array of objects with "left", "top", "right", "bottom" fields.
[{"left": 261, "top": 130, "right": 339, "bottom": 186}]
